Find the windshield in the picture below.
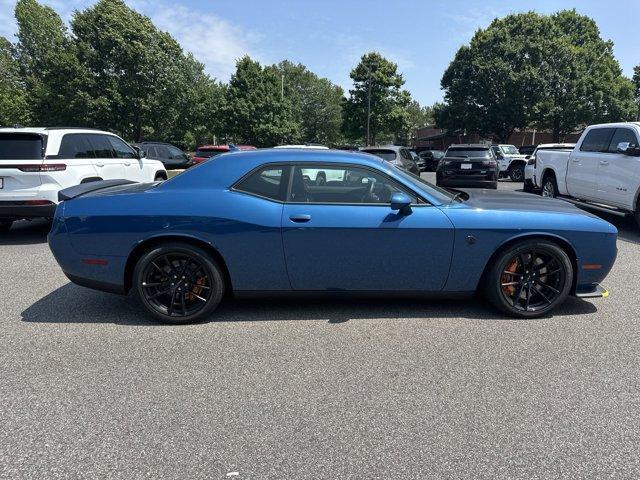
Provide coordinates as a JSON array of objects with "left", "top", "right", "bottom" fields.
[
  {"left": 391, "top": 164, "right": 458, "bottom": 203},
  {"left": 0, "top": 133, "right": 43, "bottom": 160},
  {"left": 500, "top": 145, "right": 519, "bottom": 155},
  {"left": 432, "top": 151, "right": 445, "bottom": 159},
  {"left": 363, "top": 149, "right": 397, "bottom": 161},
  {"left": 446, "top": 148, "right": 491, "bottom": 158}
]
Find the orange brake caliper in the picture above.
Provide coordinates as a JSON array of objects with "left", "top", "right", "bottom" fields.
[{"left": 501, "top": 259, "right": 519, "bottom": 296}]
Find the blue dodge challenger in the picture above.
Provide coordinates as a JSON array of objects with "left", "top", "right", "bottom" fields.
[{"left": 48, "top": 149, "right": 617, "bottom": 324}]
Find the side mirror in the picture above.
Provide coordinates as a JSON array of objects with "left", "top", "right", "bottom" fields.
[
  {"left": 617, "top": 142, "right": 640, "bottom": 156},
  {"left": 134, "top": 146, "right": 146, "bottom": 159},
  {"left": 390, "top": 192, "right": 412, "bottom": 213}
]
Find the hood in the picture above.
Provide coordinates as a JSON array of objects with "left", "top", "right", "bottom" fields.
[{"left": 455, "top": 188, "right": 598, "bottom": 216}]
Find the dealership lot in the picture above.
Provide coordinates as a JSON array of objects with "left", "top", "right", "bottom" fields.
[{"left": 1, "top": 176, "right": 640, "bottom": 479}]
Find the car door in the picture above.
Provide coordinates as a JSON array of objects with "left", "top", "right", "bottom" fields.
[
  {"left": 106, "top": 135, "right": 142, "bottom": 181},
  {"left": 281, "top": 164, "right": 454, "bottom": 291},
  {"left": 567, "top": 127, "right": 614, "bottom": 199},
  {"left": 87, "top": 134, "right": 126, "bottom": 180},
  {"left": 594, "top": 127, "right": 640, "bottom": 208}
]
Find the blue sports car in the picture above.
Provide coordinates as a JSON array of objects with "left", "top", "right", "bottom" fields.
[{"left": 48, "top": 149, "right": 617, "bottom": 324}]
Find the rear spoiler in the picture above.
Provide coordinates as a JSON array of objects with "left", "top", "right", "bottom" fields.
[{"left": 58, "top": 179, "right": 137, "bottom": 201}]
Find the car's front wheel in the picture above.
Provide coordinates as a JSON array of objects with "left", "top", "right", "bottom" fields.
[
  {"left": 133, "top": 242, "right": 225, "bottom": 324},
  {"left": 484, "top": 240, "right": 573, "bottom": 318}
]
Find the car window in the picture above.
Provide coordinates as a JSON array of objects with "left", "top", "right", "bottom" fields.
[
  {"left": 107, "top": 136, "right": 137, "bottom": 159},
  {"left": 500, "top": 145, "right": 519, "bottom": 155},
  {"left": 0, "top": 133, "right": 44, "bottom": 160},
  {"left": 144, "top": 145, "right": 157, "bottom": 158},
  {"left": 401, "top": 149, "right": 412, "bottom": 160},
  {"left": 234, "top": 166, "right": 289, "bottom": 202},
  {"left": 195, "top": 149, "right": 225, "bottom": 158},
  {"left": 153, "top": 145, "right": 172, "bottom": 159},
  {"left": 446, "top": 148, "right": 491, "bottom": 158},
  {"left": 86, "top": 135, "right": 115, "bottom": 158},
  {"left": 607, "top": 128, "right": 639, "bottom": 153},
  {"left": 580, "top": 128, "right": 615, "bottom": 152},
  {"left": 363, "top": 149, "right": 397, "bottom": 161},
  {"left": 58, "top": 134, "right": 96, "bottom": 159},
  {"left": 433, "top": 151, "right": 445, "bottom": 159},
  {"left": 289, "top": 165, "right": 416, "bottom": 205},
  {"left": 167, "top": 145, "right": 184, "bottom": 158}
]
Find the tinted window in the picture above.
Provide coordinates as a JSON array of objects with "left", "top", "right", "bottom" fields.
[
  {"left": 400, "top": 149, "right": 412, "bottom": 160},
  {"left": 290, "top": 165, "right": 415, "bottom": 204},
  {"left": 607, "top": 128, "right": 639, "bottom": 152},
  {"left": 153, "top": 145, "right": 172, "bottom": 159},
  {"left": 0, "top": 133, "right": 43, "bottom": 160},
  {"left": 364, "top": 149, "right": 397, "bottom": 161},
  {"left": 235, "top": 166, "right": 288, "bottom": 201},
  {"left": 107, "top": 136, "right": 137, "bottom": 159},
  {"left": 167, "top": 145, "right": 185, "bottom": 158},
  {"left": 58, "top": 134, "right": 95, "bottom": 159},
  {"left": 144, "top": 145, "right": 158, "bottom": 158},
  {"left": 433, "top": 151, "right": 445, "bottom": 159},
  {"left": 446, "top": 148, "right": 491, "bottom": 158},
  {"left": 195, "top": 149, "right": 225, "bottom": 158},
  {"left": 580, "top": 128, "right": 614, "bottom": 152},
  {"left": 88, "top": 135, "right": 115, "bottom": 158}
]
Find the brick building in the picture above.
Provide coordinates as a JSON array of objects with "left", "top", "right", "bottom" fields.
[{"left": 414, "top": 125, "right": 581, "bottom": 150}]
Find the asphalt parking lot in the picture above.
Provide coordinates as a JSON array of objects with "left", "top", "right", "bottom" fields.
[{"left": 1, "top": 175, "right": 639, "bottom": 479}]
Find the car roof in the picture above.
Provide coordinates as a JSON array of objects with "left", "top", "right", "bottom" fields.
[
  {"left": 361, "top": 145, "right": 405, "bottom": 152},
  {"left": 448, "top": 144, "right": 490, "bottom": 149},
  {"left": 0, "top": 127, "right": 117, "bottom": 136},
  {"left": 535, "top": 143, "right": 575, "bottom": 149}
]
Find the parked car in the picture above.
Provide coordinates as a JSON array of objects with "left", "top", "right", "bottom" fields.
[
  {"left": 534, "top": 122, "right": 640, "bottom": 227},
  {"left": 437, "top": 144, "right": 499, "bottom": 189},
  {"left": 49, "top": 148, "right": 616, "bottom": 324},
  {"left": 274, "top": 144, "right": 329, "bottom": 150},
  {"left": 0, "top": 127, "right": 166, "bottom": 232},
  {"left": 192, "top": 144, "right": 257, "bottom": 164},
  {"left": 360, "top": 145, "right": 420, "bottom": 175},
  {"left": 491, "top": 144, "right": 528, "bottom": 182},
  {"left": 409, "top": 150, "right": 425, "bottom": 172},
  {"left": 519, "top": 145, "right": 538, "bottom": 156},
  {"left": 523, "top": 143, "right": 575, "bottom": 193},
  {"left": 133, "top": 142, "right": 192, "bottom": 169},
  {"left": 419, "top": 150, "right": 445, "bottom": 171}
]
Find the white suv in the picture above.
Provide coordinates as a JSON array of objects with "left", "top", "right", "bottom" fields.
[{"left": 0, "top": 127, "right": 167, "bottom": 231}]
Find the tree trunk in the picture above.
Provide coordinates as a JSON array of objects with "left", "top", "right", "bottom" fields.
[{"left": 552, "top": 119, "right": 561, "bottom": 143}]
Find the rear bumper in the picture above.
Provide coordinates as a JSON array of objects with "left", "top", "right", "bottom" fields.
[
  {"left": 574, "top": 284, "right": 609, "bottom": 299},
  {"left": 437, "top": 176, "right": 497, "bottom": 188},
  {"left": 0, "top": 201, "right": 56, "bottom": 220}
]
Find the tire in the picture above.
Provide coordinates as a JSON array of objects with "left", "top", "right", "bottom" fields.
[
  {"left": 523, "top": 182, "right": 534, "bottom": 193},
  {"left": 635, "top": 208, "right": 640, "bottom": 230},
  {"left": 508, "top": 163, "right": 525, "bottom": 182},
  {"left": 154, "top": 174, "right": 166, "bottom": 182},
  {"left": 484, "top": 240, "right": 573, "bottom": 318},
  {"left": 133, "top": 242, "right": 225, "bottom": 324},
  {"left": 541, "top": 174, "right": 558, "bottom": 198},
  {"left": 0, "top": 221, "right": 13, "bottom": 233}
]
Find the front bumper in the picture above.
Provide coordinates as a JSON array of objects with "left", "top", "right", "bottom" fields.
[{"left": 0, "top": 201, "right": 57, "bottom": 220}]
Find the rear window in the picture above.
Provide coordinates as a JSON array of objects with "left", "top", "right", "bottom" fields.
[
  {"left": 446, "top": 148, "right": 491, "bottom": 158},
  {"left": 0, "top": 133, "right": 43, "bottom": 160},
  {"left": 364, "top": 149, "right": 397, "bottom": 161},
  {"left": 195, "top": 149, "right": 226, "bottom": 158}
]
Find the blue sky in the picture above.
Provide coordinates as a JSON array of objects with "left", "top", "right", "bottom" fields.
[{"left": 1, "top": 0, "right": 638, "bottom": 105}]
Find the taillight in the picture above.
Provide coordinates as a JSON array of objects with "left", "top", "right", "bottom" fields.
[
  {"left": 25, "top": 200, "right": 54, "bottom": 205},
  {"left": 17, "top": 164, "right": 67, "bottom": 172},
  {"left": 527, "top": 157, "right": 536, "bottom": 166},
  {"left": 482, "top": 160, "right": 497, "bottom": 167}
]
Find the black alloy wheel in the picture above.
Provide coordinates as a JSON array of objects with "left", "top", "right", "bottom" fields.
[
  {"left": 485, "top": 240, "right": 573, "bottom": 318},
  {"left": 134, "top": 243, "right": 224, "bottom": 324},
  {"left": 509, "top": 163, "right": 525, "bottom": 182}
]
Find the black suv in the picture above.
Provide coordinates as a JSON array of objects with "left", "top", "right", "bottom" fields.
[
  {"left": 134, "top": 142, "right": 192, "bottom": 169},
  {"left": 418, "top": 150, "right": 445, "bottom": 171},
  {"left": 436, "top": 144, "right": 498, "bottom": 189}
]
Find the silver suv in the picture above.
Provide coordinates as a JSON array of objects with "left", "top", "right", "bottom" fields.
[{"left": 360, "top": 145, "right": 420, "bottom": 175}]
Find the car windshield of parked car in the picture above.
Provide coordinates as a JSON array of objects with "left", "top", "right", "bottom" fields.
[
  {"left": 432, "top": 151, "right": 445, "bottom": 159},
  {"left": 500, "top": 145, "right": 520, "bottom": 155},
  {"left": 446, "top": 148, "right": 491, "bottom": 158},
  {"left": 364, "top": 149, "right": 397, "bottom": 161},
  {"left": 0, "top": 133, "right": 43, "bottom": 160},
  {"left": 390, "top": 164, "right": 458, "bottom": 203},
  {"left": 195, "top": 149, "right": 225, "bottom": 158}
]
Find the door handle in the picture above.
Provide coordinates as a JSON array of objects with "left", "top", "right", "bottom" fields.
[
  {"left": 96, "top": 162, "right": 104, "bottom": 167},
  {"left": 571, "top": 158, "right": 580, "bottom": 162},
  {"left": 599, "top": 160, "right": 609, "bottom": 165},
  {"left": 289, "top": 214, "right": 311, "bottom": 223},
  {"left": 124, "top": 162, "right": 131, "bottom": 166}
]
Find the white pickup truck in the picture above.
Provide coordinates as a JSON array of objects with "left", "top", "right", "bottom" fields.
[{"left": 535, "top": 122, "right": 640, "bottom": 227}]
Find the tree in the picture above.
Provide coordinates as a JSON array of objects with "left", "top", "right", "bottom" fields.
[
  {"left": 342, "top": 52, "right": 411, "bottom": 145},
  {"left": 0, "top": 37, "right": 30, "bottom": 126},
  {"left": 396, "top": 99, "right": 434, "bottom": 145},
  {"left": 439, "top": 10, "right": 636, "bottom": 142},
  {"left": 224, "top": 56, "right": 298, "bottom": 147},
  {"left": 633, "top": 65, "right": 640, "bottom": 121},
  {"left": 14, "top": 0, "right": 86, "bottom": 125},
  {"left": 271, "top": 60, "right": 344, "bottom": 145}
]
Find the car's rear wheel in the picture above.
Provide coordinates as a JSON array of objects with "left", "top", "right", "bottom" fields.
[
  {"left": 508, "top": 163, "right": 525, "bottom": 182},
  {"left": 541, "top": 174, "right": 558, "bottom": 198},
  {"left": 0, "top": 221, "right": 13, "bottom": 233},
  {"left": 484, "top": 240, "right": 573, "bottom": 318},
  {"left": 134, "top": 242, "right": 225, "bottom": 324}
]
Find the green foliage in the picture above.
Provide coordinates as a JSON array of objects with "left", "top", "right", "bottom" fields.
[
  {"left": 271, "top": 60, "right": 344, "bottom": 145},
  {"left": 440, "top": 10, "right": 637, "bottom": 142},
  {"left": 0, "top": 37, "right": 30, "bottom": 125},
  {"left": 342, "top": 52, "right": 411, "bottom": 145},
  {"left": 224, "top": 56, "right": 298, "bottom": 147}
]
